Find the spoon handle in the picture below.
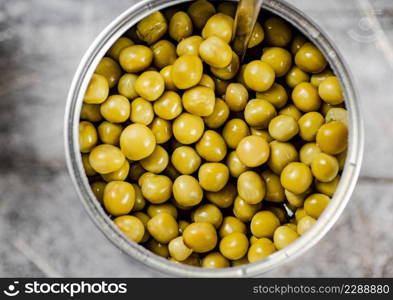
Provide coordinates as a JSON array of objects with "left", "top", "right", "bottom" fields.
[{"left": 232, "top": 0, "right": 264, "bottom": 61}]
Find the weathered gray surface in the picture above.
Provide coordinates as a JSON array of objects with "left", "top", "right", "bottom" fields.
[{"left": 0, "top": 0, "right": 392, "bottom": 277}]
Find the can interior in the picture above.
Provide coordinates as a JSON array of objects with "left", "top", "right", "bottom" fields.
[{"left": 65, "top": 0, "right": 364, "bottom": 277}]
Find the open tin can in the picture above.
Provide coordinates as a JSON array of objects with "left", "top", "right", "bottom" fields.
[{"left": 65, "top": 0, "right": 364, "bottom": 277}]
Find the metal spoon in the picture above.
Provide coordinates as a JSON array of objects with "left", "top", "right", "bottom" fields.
[{"left": 232, "top": 0, "right": 264, "bottom": 61}]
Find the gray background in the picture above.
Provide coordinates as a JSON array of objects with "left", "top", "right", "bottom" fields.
[{"left": 0, "top": 0, "right": 392, "bottom": 277}]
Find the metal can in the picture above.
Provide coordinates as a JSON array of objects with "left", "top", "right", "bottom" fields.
[{"left": 65, "top": 0, "right": 364, "bottom": 277}]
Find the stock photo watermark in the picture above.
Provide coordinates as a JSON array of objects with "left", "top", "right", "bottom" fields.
[
  {"left": 347, "top": 8, "right": 383, "bottom": 43},
  {"left": 2, "top": 281, "right": 128, "bottom": 297}
]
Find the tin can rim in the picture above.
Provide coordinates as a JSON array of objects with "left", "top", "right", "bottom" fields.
[{"left": 64, "top": 0, "right": 364, "bottom": 277}]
